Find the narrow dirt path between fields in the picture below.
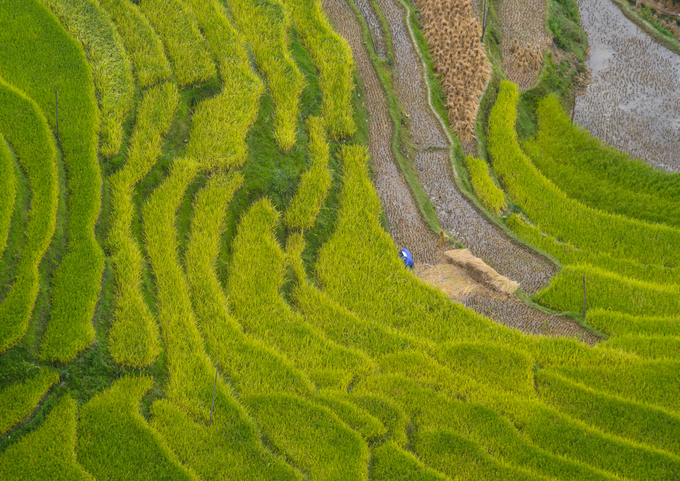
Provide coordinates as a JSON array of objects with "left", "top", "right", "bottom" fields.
[
  {"left": 323, "top": 0, "right": 444, "bottom": 265},
  {"left": 338, "top": 0, "right": 597, "bottom": 341},
  {"left": 355, "top": 0, "right": 388, "bottom": 59}
]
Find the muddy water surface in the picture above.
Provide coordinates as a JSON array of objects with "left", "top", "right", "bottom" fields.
[{"left": 576, "top": 0, "right": 680, "bottom": 171}]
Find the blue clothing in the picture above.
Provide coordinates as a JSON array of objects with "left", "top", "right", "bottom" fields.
[{"left": 399, "top": 248, "right": 414, "bottom": 269}]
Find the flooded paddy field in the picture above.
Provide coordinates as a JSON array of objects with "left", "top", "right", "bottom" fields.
[{"left": 576, "top": 0, "right": 680, "bottom": 172}]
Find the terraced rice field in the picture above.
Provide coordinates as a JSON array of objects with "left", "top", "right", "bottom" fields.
[
  {"left": 575, "top": 0, "right": 680, "bottom": 171},
  {"left": 1, "top": 0, "right": 679, "bottom": 479}
]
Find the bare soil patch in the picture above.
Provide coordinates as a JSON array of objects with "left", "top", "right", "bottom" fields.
[{"left": 355, "top": 0, "right": 389, "bottom": 59}]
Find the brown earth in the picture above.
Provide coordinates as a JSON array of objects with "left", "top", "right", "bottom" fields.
[{"left": 355, "top": 0, "right": 389, "bottom": 59}]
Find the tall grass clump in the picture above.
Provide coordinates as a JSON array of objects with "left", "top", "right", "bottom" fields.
[
  {"left": 506, "top": 213, "right": 680, "bottom": 285},
  {"left": 0, "top": 0, "right": 105, "bottom": 363},
  {"left": 98, "top": 0, "right": 171, "bottom": 87},
  {"left": 0, "top": 82, "right": 58, "bottom": 354},
  {"left": 40, "top": 0, "right": 135, "bottom": 158},
  {"left": 0, "top": 396, "right": 94, "bottom": 480},
  {"left": 463, "top": 155, "right": 507, "bottom": 216},
  {"left": 228, "top": 0, "right": 305, "bottom": 151},
  {"left": 182, "top": 0, "right": 264, "bottom": 170},
  {"left": 523, "top": 95, "right": 680, "bottom": 228},
  {"left": 227, "top": 199, "right": 373, "bottom": 390},
  {"left": 0, "top": 368, "right": 59, "bottom": 435},
  {"left": 586, "top": 309, "right": 680, "bottom": 337},
  {"left": 488, "top": 81, "right": 680, "bottom": 268},
  {"left": 107, "top": 82, "right": 179, "bottom": 368},
  {"left": 282, "top": 0, "right": 355, "bottom": 139},
  {"left": 77, "top": 376, "right": 198, "bottom": 480},
  {"left": 143, "top": 159, "right": 300, "bottom": 480},
  {"left": 0, "top": 136, "right": 16, "bottom": 262},
  {"left": 537, "top": 264, "right": 680, "bottom": 317},
  {"left": 244, "top": 394, "right": 370, "bottom": 481},
  {"left": 536, "top": 369, "right": 680, "bottom": 456},
  {"left": 138, "top": 0, "right": 216, "bottom": 86},
  {"left": 185, "top": 172, "right": 313, "bottom": 397},
  {"left": 284, "top": 116, "right": 332, "bottom": 230}
]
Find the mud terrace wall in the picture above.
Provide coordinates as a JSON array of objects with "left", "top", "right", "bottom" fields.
[{"left": 576, "top": 0, "right": 680, "bottom": 172}]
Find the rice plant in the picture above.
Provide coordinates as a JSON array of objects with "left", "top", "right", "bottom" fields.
[
  {"left": 463, "top": 155, "right": 507, "bottom": 216},
  {"left": 0, "top": 368, "right": 59, "bottom": 435},
  {"left": 40, "top": 0, "right": 135, "bottom": 158},
  {"left": 0, "top": 136, "right": 16, "bottom": 263}
]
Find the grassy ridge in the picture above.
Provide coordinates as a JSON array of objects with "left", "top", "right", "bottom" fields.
[
  {"left": 0, "top": 137, "right": 16, "bottom": 262},
  {"left": 107, "top": 82, "right": 179, "bottom": 368},
  {"left": 537, "top": 264, "right": 680, "bottom": 317},
  {"left": 77, "top": 376, "right": 197, "bottom": 480},
  {"left": 183, "top": 0, "right": 264, "bottom": 170},
  {"left": 143, "top": 159, "right": 300, "bottom": 479},
  {"left": 139, "top": 0, "right": 216, "bottom": 87},
  {"left": 0, "top": 82, "right": 58, "bottom": 354},
  {"left": 463, "top": 155, "right": 507, "bottom": 216},
  {"left": 98, "top": 0, "right": 171, "bottom": 88},
  {"left": 488, "top": 81, "right": 680, "bottom": 268},
  {"left": 227, "top": 199, "right": 373, "bottom": 390},
  {"left": 185, "top": 172, "right": 314, "bottom": 397},
  {"left": 506, "top": 213, "right": 680, "bottom": 285},
  {"left": 283, "top": 0, "right": 356, "bottom": 139},
  {"left": 523, "top": 95, "right": 680, "bottom": 228},
  {"left": 40, "top": 0, "right": 135, "bottom": 158},
  {"left": 0, "top": 369, "right": 59, "bottom": 435},
  {"left": 228, "top": 0, "right": 305, "bottom": 151},
  {"left": 284, "top": 116, "right": 332, "bottom": 230},
  {"left": 0, "top": 396, "right": 93, "bottom": 480},
  {"left": 0, "top": 0, "right": 104, "bottom": 364}
]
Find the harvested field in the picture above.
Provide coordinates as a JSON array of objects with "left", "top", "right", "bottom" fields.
[
  {"left": 415, "top": 150, "right": 556, "bottom": 295},
  {"left": 355, "top": 0, "right": 389, "bottom": 59},
  {"left": 463, "top": 295, "right": 600, "bottom": 345},
  {"left": 496, "top": 0, "right": 551, "bottom": 89},
  {"left": 576, "top": 0, "right": 680, "bottom": 171},
  {"left": 322, "top": 0, "right": 443, "bottom": 264},
  {"left": 413, "top": 0, "right": 490, "bottom": 140}
]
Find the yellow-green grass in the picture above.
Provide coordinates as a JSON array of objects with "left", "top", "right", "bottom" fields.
[
  {"left": 537, "top": 264, "right": 680, "bottom": 317},
  {"left": 0, "top": 369, "right": 59, "bottom": 435},
  {"left": 0, "top": 0, "right": 104, "bottom": 363},
  {"left": 182, "top": 0, "right": 264, "bottom": 170},
  {"left": 244, "top": 394, "right": 370, "bottom": 481},
  {"left": 98, "top": 0, "right": 171, "bottom": 88},
  {"left": 138, "top": 0, "right": 216, "bottom": 87},
  {"left": 40, "top": 0, "right": 134, "bottom": 158},
  {"left": 347, "top": 394, "right": 410, "bottom": 449},
  {"left": 552, "top": 361, "right": 680, "bottom": 416},
  {"left": 506, "top": 213, "right": 680, "bottom": 285},
  {"left": 0, "top": 136, "right": 16, "bottom": 262},
  {"left": 0, "top": 82, "right": 58, "bottom": 354},
  {"left": 76, "top": 376, "right": 198, "bottom": 480},
  {"left": 463, "top": 155, "right": 507, "bottom": 216},
  {"left": 603, "top": 335, "right": 680, "bottom": 361},
  {"left": 107, "top": 82, "right": 179, "bottom": 368},
  {"left": 586, "top": 309, "right": 680, "bottom": 337},
  {"left": 314, "top": 391, "right": 386, "bottom": 443},
  {"left": 151, "top": 400, "right": 302, "bottom": 481},
  {"left": 371, "top": 441, "right": 452, "bottom": 481},
  {"left": 227, "top": 199, "right": 374, "bottom": 390},
  {"left": 282, "top": 0, "right": 356, "bottom": 139},
  {"left": 143, "top": 159, "right": 299, "bottom": 479},
  {"left": 285, "top": 116, "right": 333, "bottom": 230},
  {"left": 228, "top": 0, "right": 305, "bottom": 152},
  {"left": 185, "top": 172, "right": 314, "bottom": 397},
  {"left": 523, "top": 95, "right": 680, "bottom": 228},
  {"left": 536, "top": 369, "right": 680, "bottom": 457},
  {"left": 0, "top": 396, "right": 94, "bottom": 480},
  {"left": 488, "top": 80, "right": 680, "bottom": 268}
]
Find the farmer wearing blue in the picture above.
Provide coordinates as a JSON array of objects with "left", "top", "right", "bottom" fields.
[{"left": 399, "top": 248, "right": 414, "bottom": 269}]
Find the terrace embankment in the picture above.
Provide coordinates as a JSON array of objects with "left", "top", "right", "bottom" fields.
[
  {"left": 576, "top": 0, "right": 680, "bottom": 171},
  {"left": 322, "top": 0, "right": 444, "bottom": 265},
  {"left": 329, "top": 0, "right": 594, "bottom": 341}
]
